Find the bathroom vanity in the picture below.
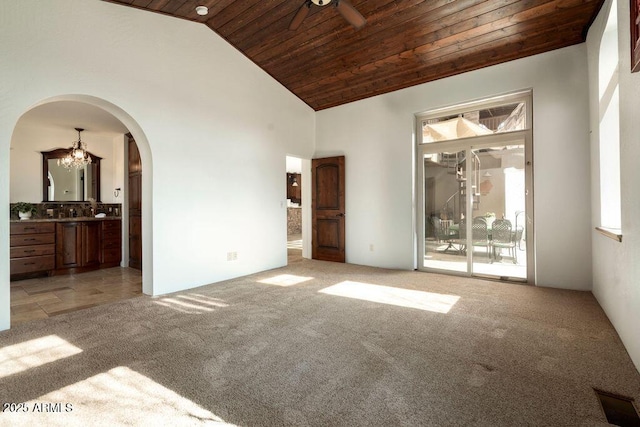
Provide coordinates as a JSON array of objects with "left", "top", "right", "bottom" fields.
[{"left": 10, "top": 217, "right": 122, "bottom": 280}]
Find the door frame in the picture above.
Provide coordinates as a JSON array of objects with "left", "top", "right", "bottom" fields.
[
  {"left": 285, "top": 155, "right": 312, "bottom": 262},
  {"left": 415, "top": 91, "right": 535, "bottom": 284}
]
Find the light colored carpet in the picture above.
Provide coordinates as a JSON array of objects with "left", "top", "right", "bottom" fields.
[{"left": 1, "top": 259, "right": 639, "bottom": 426}]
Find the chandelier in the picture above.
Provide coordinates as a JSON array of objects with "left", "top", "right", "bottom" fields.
[{"left": 58, "top": 127, "right": 92, "bottom": 169}]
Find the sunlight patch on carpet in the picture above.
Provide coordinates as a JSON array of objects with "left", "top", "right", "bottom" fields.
[
  {"left": 2, "top": 366, "right": 234, "bottom": 426},
  {"left": 0, "top": 335, "right": 82, "bottom": 379},
  {"left": 154, "top": 294, "right": 229, "bottom": 314},
  {"left": 319, "top": 281, "right": 460, "bottom": 313},
  {"left": 258, "top": 274, "right": 314, "bottom": 287},
  {"left": 177, "top": 294, "right": 229, "bottom": 307}
]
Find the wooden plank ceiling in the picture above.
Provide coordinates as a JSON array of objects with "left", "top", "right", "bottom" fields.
[{"left": 103, "top": 0, "right": 604, "bottom": 111}]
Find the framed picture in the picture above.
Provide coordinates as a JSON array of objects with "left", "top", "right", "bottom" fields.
[{"left": 633, "top": 0, "right": 640, "bottom": 72}]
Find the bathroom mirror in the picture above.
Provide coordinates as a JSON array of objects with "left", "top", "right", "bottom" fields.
[{"left": 42, "top": 149, "right": 101, "bottom": 202}]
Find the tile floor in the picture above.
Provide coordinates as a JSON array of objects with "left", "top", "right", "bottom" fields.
[
  {"left": 8, "top": 234, "right": 301, "bottom": 326},
  {"left": 287, "top": 233, "right": 303, "bottom": 263},
  {"left": 9, "top": 267, "right": 143, "bottom": 326},
  {"left": 424, "top": 238, "right": 527, "bottom": 279}
]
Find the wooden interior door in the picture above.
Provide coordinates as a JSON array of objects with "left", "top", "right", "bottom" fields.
[
  {"left": 128, "top": 134, "right": 142, "bottom": 270},
  {"left": 312, "top": 156, "right": 345, "bottom": 262}
]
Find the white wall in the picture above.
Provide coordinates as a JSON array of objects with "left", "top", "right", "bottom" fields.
[
  {"left": 0, "top": 0, "right": 315, "bottom": 331},
  {"left": 315, "top": 45, "right": 592, "bottom": 289},
  {"left": 587, "top": 0, "right": 640, "bottom": 371},
  {"left": 10, "top": 125, "right": 123, "bottom": 203},
  {"left": 286, "top": 156, "right": 303, "bottom": 173}
]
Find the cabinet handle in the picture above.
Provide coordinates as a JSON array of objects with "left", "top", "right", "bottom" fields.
[
  {"left": 25, "top": 238, "right": 37, "bottom": 241},
  {"left": 24, "top": 262, "right": 36, "bottom": 266},
  {"left": 24, "top": 227, "right": 35, "bottom": 230},
  {"left": 24, "top": 249, "right": 36, "bottom": 253}
]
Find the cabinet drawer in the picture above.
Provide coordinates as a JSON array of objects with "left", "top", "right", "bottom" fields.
[
  {"left": 11, "top": 255, "right": 55, "bottom": 275},
  {"left": 10, "top": 244, "right": 55, "bottom": 258},
  {"left": 10, "top": 233, "right": 55, "bottom": 247},
  {"left": 101, "top": 248, "right": 122, "bottom": 264},
  {"left": 102, "top": 238, "right": 121, "bottom": 250},
  {"left": 10, "top": 222, "right": 55, "bottom": 235},
  {"left": 102, "top": 220, "right": 122, "bottom": 230},
  {"left": 102, "top": 229, "right": 121, "bottom": 240}
]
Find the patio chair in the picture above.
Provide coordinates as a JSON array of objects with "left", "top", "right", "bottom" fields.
[
  {"left": 472, "top": 217, "right": 492, "bottom": 261},
  {"left": 449, "top": 220, "right": 466, "bottom": 254},
  {"left": 431, "top": 217, "right": 449, "bottom": 242},
  {"left": 431, "top": 217, "right": 458, "bottom": 252},
  {"left": 473, "top": 216, "right": 488, "bottom": 225},
  {"left": 492, "top": 219, "right": 517, "bottom": 264}
]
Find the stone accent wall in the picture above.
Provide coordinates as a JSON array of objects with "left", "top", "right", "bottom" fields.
[
  {"left": 287, "top": 207, "right": 302, "bottom": 235},
  {"left": 10, "top": 202, "right": 122, "bottom": 220}
]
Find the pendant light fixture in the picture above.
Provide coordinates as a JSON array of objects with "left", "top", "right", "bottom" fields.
[{"left": 58, "top": 128, "right": 92, "bottom": 169}]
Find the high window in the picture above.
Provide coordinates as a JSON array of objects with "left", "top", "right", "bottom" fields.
[{"left": 598, "top": 0, "right": 621, "bottom": 232}]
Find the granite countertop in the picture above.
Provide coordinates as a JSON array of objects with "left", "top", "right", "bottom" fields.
[{"left": 10, "top": 217, "right": 122, "bottom": 223}]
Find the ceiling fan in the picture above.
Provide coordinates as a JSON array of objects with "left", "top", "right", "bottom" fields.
[{"left": 289, "top": 0, "right": 366, "bottom": 31}]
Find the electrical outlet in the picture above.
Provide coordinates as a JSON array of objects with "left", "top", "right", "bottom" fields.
[
  {"left": 369, "top": 244, "right": 374, "bottom": 252},
  {"left": 232, "top": 252, "right": 238, "bottom": 261},
  {"left": 227, "top": 251, "right": 238, "bottom": 261}
]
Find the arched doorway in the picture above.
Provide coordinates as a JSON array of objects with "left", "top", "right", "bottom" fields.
[{"left": 7, "top": 94, "right": 153, "bottom": 326}]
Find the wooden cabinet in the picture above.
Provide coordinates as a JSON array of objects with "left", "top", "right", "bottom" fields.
[
  {"left": 287, "top": 173, "right": 301, "bottom": 204},
  {"left": 56, "top": 221, "right": 101, "bottom": 270},
  {"left": 11, "top": 219, "right": 121, "bottom": 279},
  {"left": 10, "top": 222, "right": 56, "bottom": 278},
  {"left": 82, "top": 222, "right": 101, "bottom": 268},
  {"left": 101, "top": 220, "right": 122, "bottom": 267},
  {"left": 56, "top": 222, "right": 82, "bottom": 269},
  {"left": 128, "top": 135, "right": 142, "bottom": 270}
]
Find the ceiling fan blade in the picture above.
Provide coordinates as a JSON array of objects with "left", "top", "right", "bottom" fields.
[
  {"left": 335, "top": 0, "right": 366, "bottom": 29},
  {"left": 290, "top": 1, "right": 311, "bottom": 31}
]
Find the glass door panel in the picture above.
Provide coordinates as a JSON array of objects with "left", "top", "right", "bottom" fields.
[
  {"left": 470, "top": 144, "right": 526, "bottom": 280},
  {"left": 417, "top": 91, "right": 532, "bottom": 282},
  {"left": 423, "top": 150, "right": 468, "bottom": 273}
]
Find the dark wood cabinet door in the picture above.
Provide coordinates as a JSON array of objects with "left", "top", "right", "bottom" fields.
[
  {"left": 287, "top": 173, "right": 302, "bottom": 204},
  {"left": 56, "top": 222, "right": 82, "bottom": 269},
  {"left": 128, "top": 134, "right": 142, "bottom": 270},
  {"left": 129, "top": 173, "right": 142, "bottom": 213},
  {"left": 129, "top": 216, "right": 142, "bottom": 269},
  {"left": 128, "top": 135, "right": 142, "bottom": 173},
  {"left": 82, "top": 222, "right": 101, "bottom": 267},
  {"left": 312, "top": 156, "right": 345, "bottom": 262},
  {"left": 286, "top": 174, "right": 293, "bottom": 200}
]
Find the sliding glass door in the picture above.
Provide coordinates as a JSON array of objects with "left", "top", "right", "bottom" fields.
[
  {"left": 417, "top": 92, "right": 533, "bottom": 282},
  {"left": 422, "top": 149, "right": 468, "bottom": 273}
]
